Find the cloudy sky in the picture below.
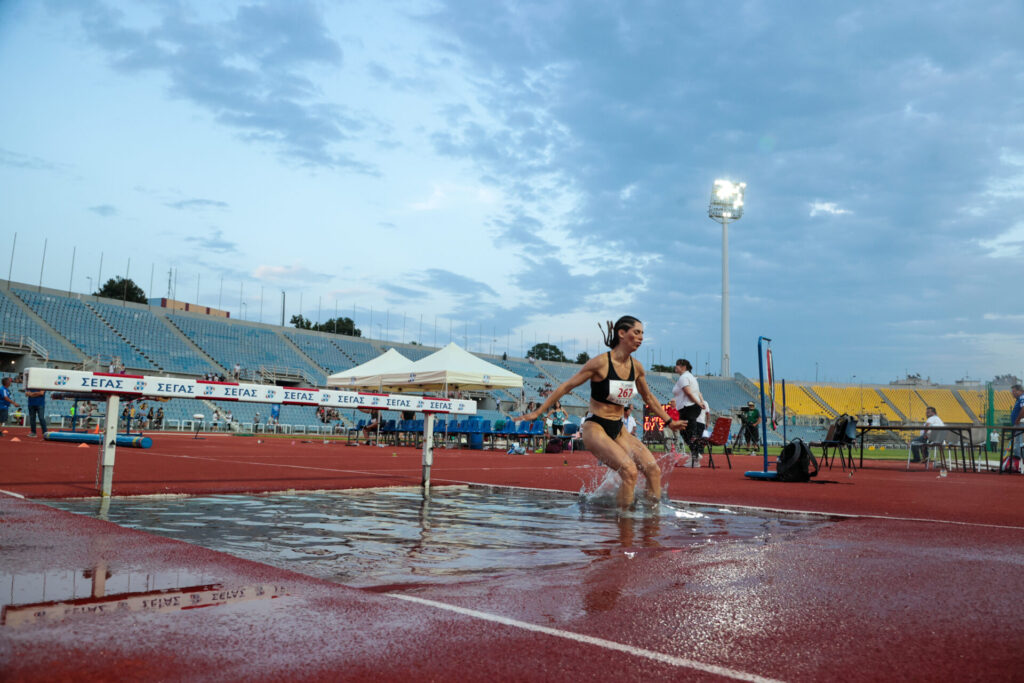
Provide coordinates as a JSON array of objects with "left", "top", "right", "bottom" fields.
[{"left": 1, "top": 0, "right": 1022, "bottom": 384}]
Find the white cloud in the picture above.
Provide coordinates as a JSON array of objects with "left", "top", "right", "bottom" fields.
[
  {"left": 252, "top": 263, "right": 332, "bottom": 283},
  {"left": 619, "top": 183, "right": 637, "bottom": 201},
  {"left": 410, "top": 182, "right": 499, "bottom": 211},
  {"left": 983, "top": 149, "right": 1024, "bottom": 200},
  {"left": 978, "top": 221, "right": 1024, "bottom": 258},
  {"left": 964, "top": 148, "right": 1024, "bottom": 218},
  {"left": 983, "top": 312, "right": 1024, "bottom": 321},
  {"left": 808, "top": 201, "right": 852, "bottom": 217}
]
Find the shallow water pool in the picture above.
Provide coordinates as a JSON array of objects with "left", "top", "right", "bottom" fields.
[{"left": 48, "top": 486, "right": 832, "bottom": 588}]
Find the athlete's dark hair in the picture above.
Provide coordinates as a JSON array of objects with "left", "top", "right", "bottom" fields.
[
  {"left": 600, "top": 316, "right": 641, "bottom": 349},
  {"left": 676, "top": 359, "right": 692, "bottom": 371}
]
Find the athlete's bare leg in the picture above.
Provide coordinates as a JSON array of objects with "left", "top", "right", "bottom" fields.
[
  {"left": 582, "top": 421, "right": 639, "bottom": 510},
  {"left": 616, "top": 430, "right": 661, "bottom": 504}
]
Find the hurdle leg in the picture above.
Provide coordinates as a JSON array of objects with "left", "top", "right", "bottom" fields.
[
  {"left": 421, "top": 413, "right": 435, "bottom": 491},
  {"left": 99, "top": 395, "right": 120, "bottom": 497}
]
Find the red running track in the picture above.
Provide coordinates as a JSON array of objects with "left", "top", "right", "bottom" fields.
[{"left": 2, "top": 429, "right": 1023, "bottom": 681}]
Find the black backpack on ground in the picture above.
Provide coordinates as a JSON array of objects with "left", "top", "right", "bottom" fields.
[{"left": 776, "top": 438, "right": 819, "bottom": 482}]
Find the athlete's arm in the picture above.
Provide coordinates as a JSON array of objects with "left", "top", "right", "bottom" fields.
[{"left": 515, "top": 357, "right": 601, "bottom": 422}]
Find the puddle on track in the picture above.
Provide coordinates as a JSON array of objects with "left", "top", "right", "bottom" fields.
[{"left": 46, "top": 487, "right": 833, "bottom": 588}]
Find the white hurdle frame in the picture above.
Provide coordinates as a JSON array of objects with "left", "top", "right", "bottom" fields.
[{"left": 24, "top": 368, "right": 477, "bottom": 497}]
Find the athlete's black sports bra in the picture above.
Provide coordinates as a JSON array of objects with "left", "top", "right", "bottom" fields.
[{"left": 590, "top": 352, "right": 637, "bottom": 406}]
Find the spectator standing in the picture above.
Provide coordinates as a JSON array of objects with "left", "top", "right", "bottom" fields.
[
  {"left": 910, "top": 406, "right": 944, "bottom": 463},
  {"left": 672, "top": 359, "right": 710, "bottom": 465},
  {"left": 623, "top": 404, "right": 637, "bottom": 436},
  {"left": 1, "top": 377, "right": 20, "bottom": 428},
  {"left": 550, "top": 402, "right": 567, "bottom": 436},
  {"left": 1010, "top": 384, "right": 1024, "bottom": 457}
]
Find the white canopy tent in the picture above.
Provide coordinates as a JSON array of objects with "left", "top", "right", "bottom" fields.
[
  {"left": 325, "top": 348, "right": 413, "bottom": 389},
  {"left": 325, "top": 342, "right": 522, "bottom": 491},
  {"left": 374, "top": 342, "right": 523, "bottom": 393}
]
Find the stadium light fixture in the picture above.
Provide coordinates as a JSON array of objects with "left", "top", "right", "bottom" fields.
[{"left": 708, "top": 179, "right": 746, "bottom": 377}]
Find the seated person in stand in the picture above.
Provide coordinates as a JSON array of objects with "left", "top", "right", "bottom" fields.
[
  {"left": 360, "top": 407, "right": 382, "bottom": 443},
  {"left": 910, "top": 406, "right": 944, "bottom": 463}
]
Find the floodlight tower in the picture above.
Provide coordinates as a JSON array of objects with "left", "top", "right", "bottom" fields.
[{"left": 708, "top": 179, "right": 746, "bottom": 377}]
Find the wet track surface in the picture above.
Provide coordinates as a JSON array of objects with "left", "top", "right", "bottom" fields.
[
  {"left": 44, "top": 487, "right": 831, "bottom": 589},
  {"left": 3, "top": 433, "right": 1024, "bottom": 680}
]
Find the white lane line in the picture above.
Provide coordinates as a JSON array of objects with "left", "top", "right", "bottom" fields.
[
  {"left": 668, "top": 499, "right": 1024, "bottom": 531},
  {"left": 146, "top": 451, "right": 580, "bottom": 478},
  {"left": 390, "top": 594, "right": 783, "bottom": 683},
  {"left": 146, "top": 452, "right": 415, "bottom": 479}
]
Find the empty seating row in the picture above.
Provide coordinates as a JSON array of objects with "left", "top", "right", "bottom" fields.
[
  {"left": 331, "top": 336, "right": 380, "bottom": 366},
  {"left": 90, "top": 300, "right": 221, "bottom": 376},
  {"left": 14, "top": 289, "right": 152, "bottom": 369},
  {"left": 0, "top": 289, "right": 81, "bottom": 363},
  {"left": 168, "top": 313, "right": 323, "bottom": 383},
  {"left": 283, "top": 329, "right": 358, "bottom": 373},
  {"left": 914, "top": 389, "right": 973, "bottom": 423}
]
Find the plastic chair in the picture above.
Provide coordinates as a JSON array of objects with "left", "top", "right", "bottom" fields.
[
  {"left": 909, "top": 428, "right": 954, "bottom": 471},
  {"left": 347, "top": 419, "right": 366, "bottom": 444},
  {"left": 696, "top": 417, "right": 733, "bottom": 469},
  {"left": 478, "top": 420, "right": 493, "bottom": 449},
  {"left": 813, "top": 422, "right": 854, "bottom": 471},
  {"left": 528, "top": 419, "right": 545, "bottom": 449}
]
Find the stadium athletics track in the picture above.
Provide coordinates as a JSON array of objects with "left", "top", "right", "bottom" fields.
[{"left": 2, "top": 428, "right": 1023, "bottom": 681}]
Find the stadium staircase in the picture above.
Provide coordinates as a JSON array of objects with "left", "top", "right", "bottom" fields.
[
  {"left": 801, "top": 386, "right": 839, "bottom": 418},
  {"left": 159, "top": 315, "right": 230, "bottom": 376},
  {"left": 83, "top": 300, "right": 164, "bottom": 372},
  {"left": 276, "top": 332, "right": 328, "bottom": 383},
  {"left": 159, "top": 315, "right": 227, "bottom": 375},
  {"left": 0, "top": 287, "right": 84, "bottom": 364},
  {"left": 952, "top": 390, "right": 979, "bottom": 423},
  {"left": 874, "top": 391, "right": 907, "bottom": 422},
  {"left": 732, "top": 373, "right": 760, "bottom": 400}
]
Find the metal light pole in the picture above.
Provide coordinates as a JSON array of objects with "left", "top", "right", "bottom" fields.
[{"left": 708, "top": 179, "right": 746, "bottom": 377}]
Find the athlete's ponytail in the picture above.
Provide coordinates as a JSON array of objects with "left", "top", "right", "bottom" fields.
[{"left": 600, "top": 316, "right": 641, "bottom": 348}]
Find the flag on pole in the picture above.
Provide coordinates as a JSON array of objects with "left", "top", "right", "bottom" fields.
[{"left": 766, "top": 348, "right": 778, "bottom": 430}]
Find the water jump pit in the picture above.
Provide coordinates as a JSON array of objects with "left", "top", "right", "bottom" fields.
[{"left": 44, "top": 486, "right": 833, "bottom": 590}]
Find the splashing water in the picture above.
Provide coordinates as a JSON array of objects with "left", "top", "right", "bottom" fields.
[{"left": 577, "top": 447, "right": 682, "bottom": 514}]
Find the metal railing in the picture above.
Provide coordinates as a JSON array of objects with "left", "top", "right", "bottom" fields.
[
  {"left": 257, "top": 365, "right": 320, "bottom": 386},
  {"left": 0, "top": 333, "right": 49, "bottom": 364}
]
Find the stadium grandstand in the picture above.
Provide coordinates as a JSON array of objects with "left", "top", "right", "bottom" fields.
[{"left": 0, "top": 279, "right": 1014, "bottom": 443}]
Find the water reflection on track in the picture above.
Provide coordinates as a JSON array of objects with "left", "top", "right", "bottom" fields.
[{"left": 48, "top": 487, "right": 832, "bottom": 588}]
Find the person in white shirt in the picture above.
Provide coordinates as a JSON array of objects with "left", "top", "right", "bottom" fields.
[
  {"left": 623, "top": 404, "right": 638, "bottom": 436},
  {"left": 910, "top": 406, "right": 944, "bottom": 463},
  {"left": 671, "top": 359, "right": 710, "bottom": 465}
]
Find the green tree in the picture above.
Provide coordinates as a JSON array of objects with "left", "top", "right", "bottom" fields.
[
  {"left": 651, "top": 363, "right": 675, "bottom": 373},
  {"left": 291, "top": 314, "right": 361, "bottom": 336},
  {"left": 95, "top": 276, "right": 147, "bottom": 304},
  {"left": 290, "top": 314, "right": 313, "bottom": 329},
  {"left": 319, "top": 316, "right": 361, "bottom": 336},
  {"left": 526, "top": 342, "right": 567, "bottom": 362},
  {"left": 575, "top": 351, "right": 590, "bottom": 364}
]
